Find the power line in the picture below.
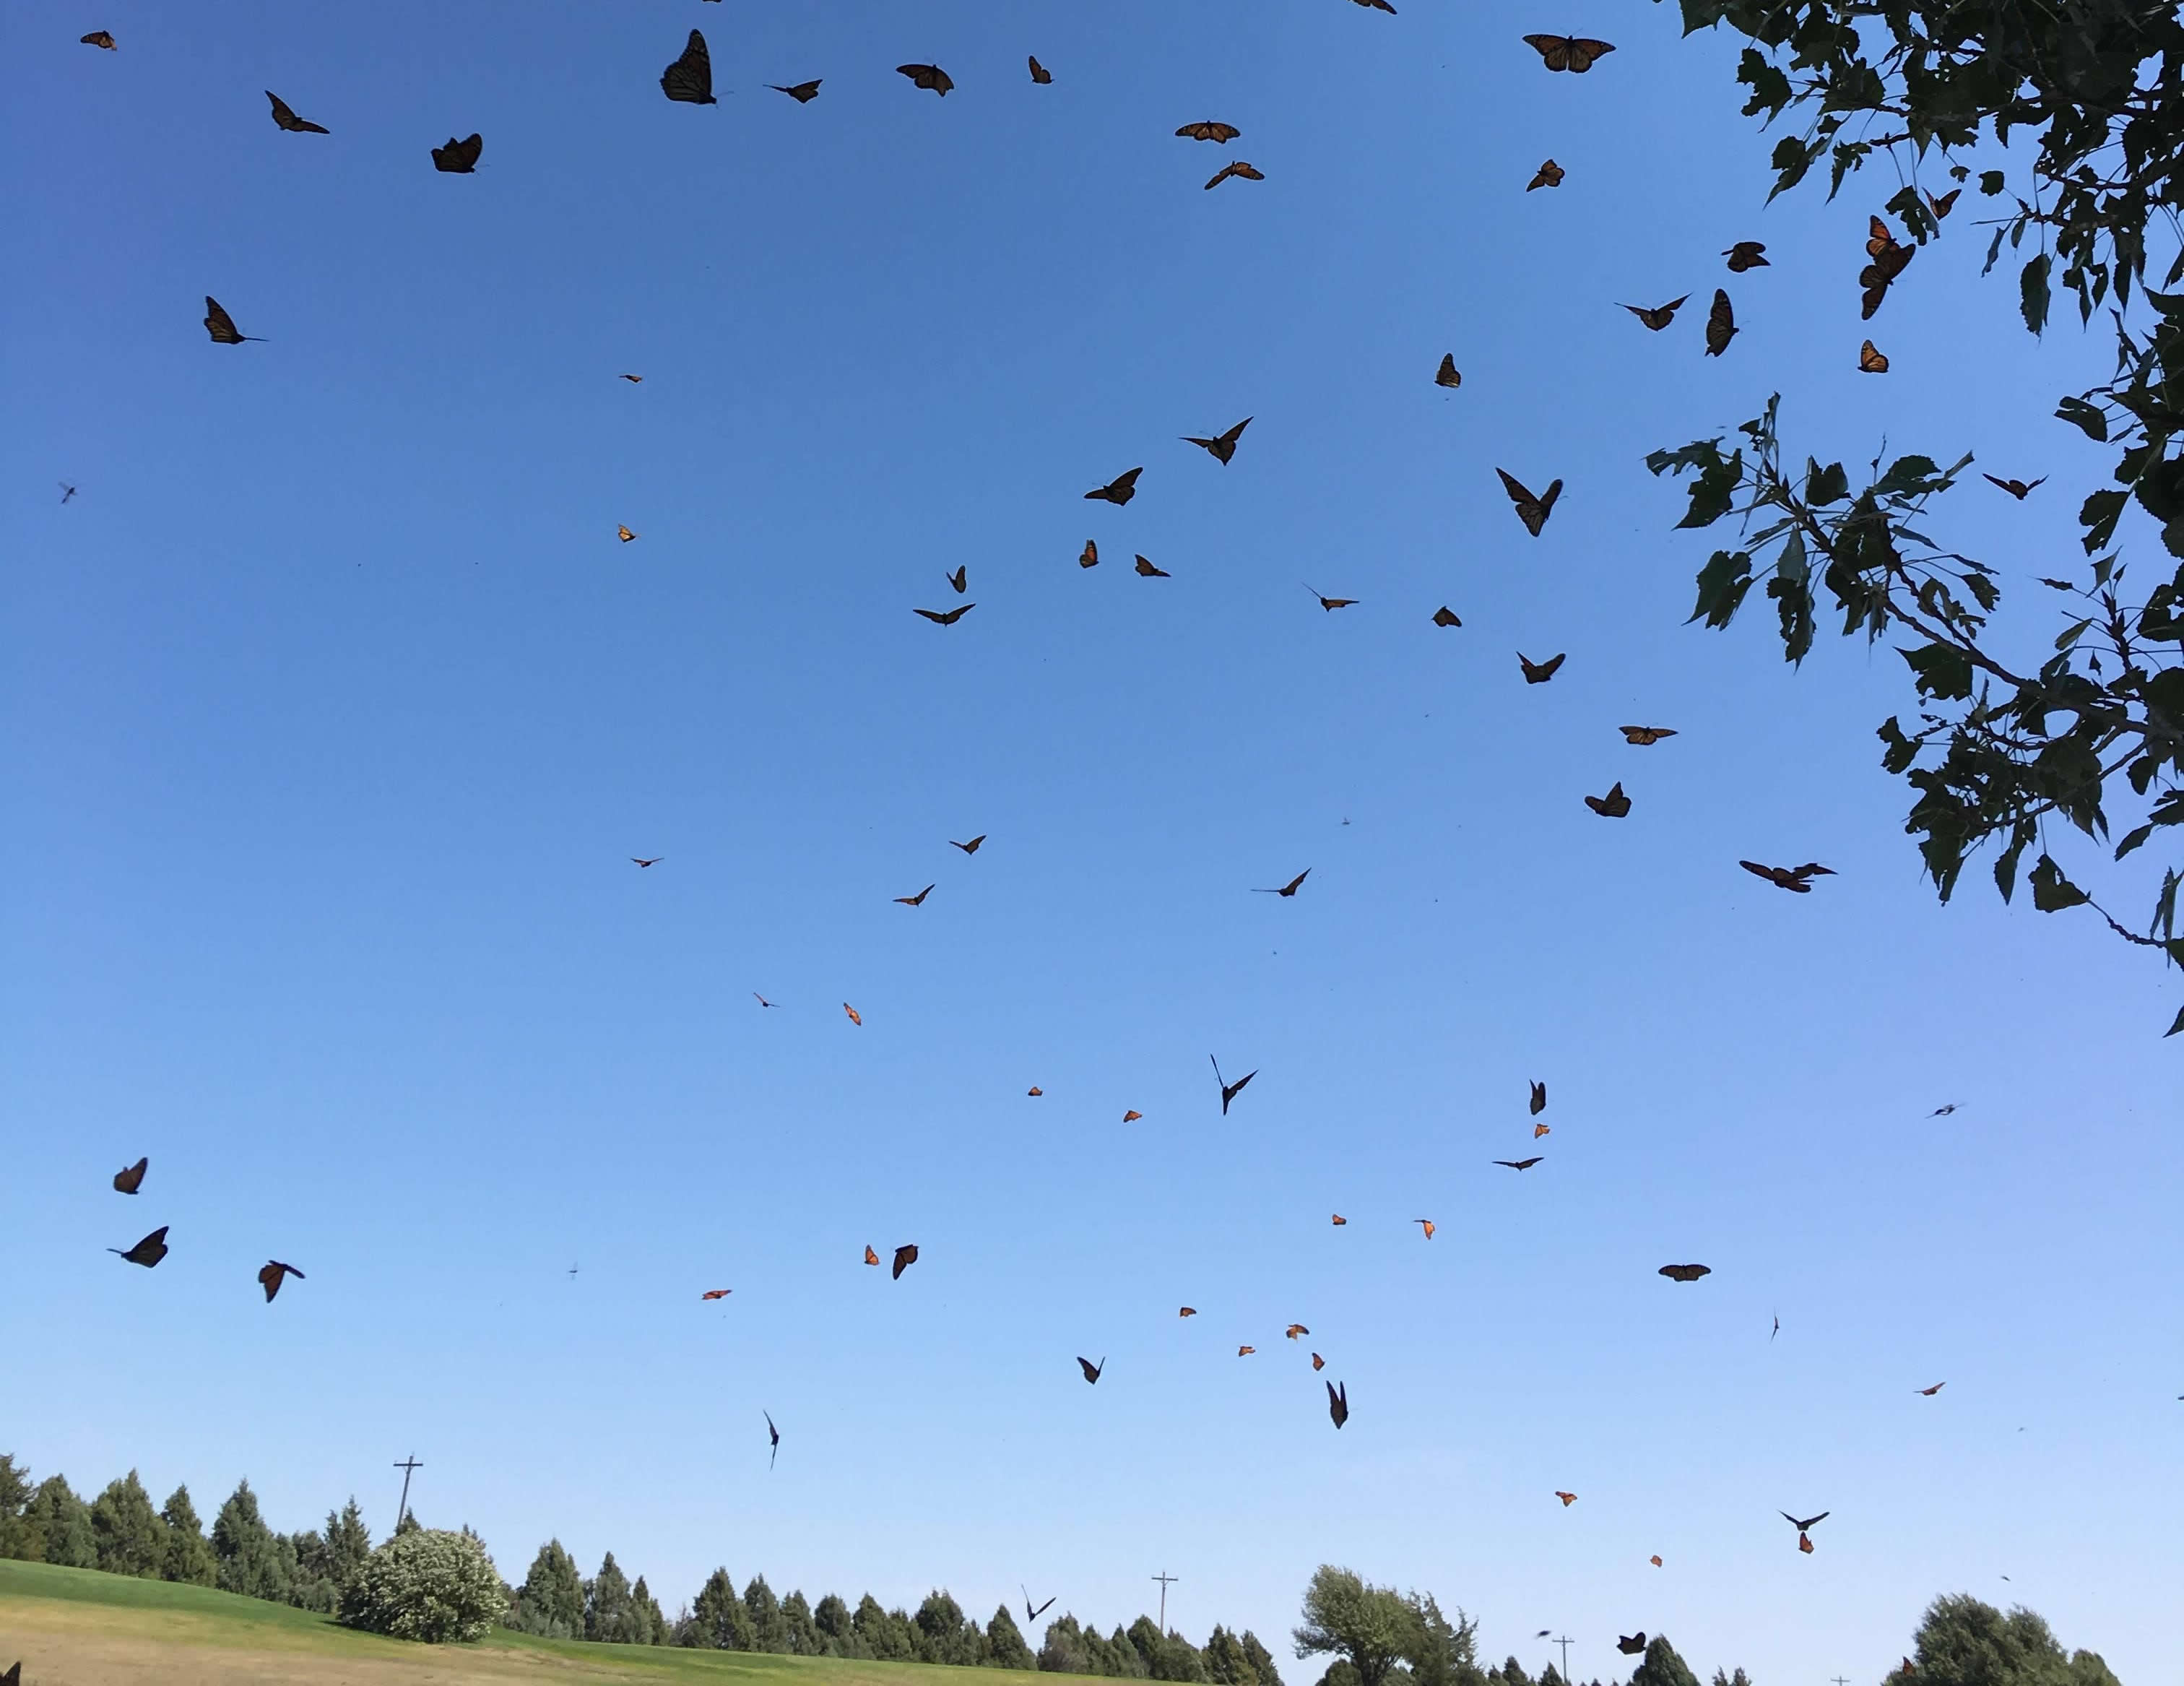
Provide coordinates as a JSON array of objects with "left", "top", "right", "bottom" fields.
[
  {"left": 1554, "top": 1635, "right": 1574, "bottom": 1683},
  {"left": 1150, "top": 1571, "right": 1179, "bottom": 1632}
]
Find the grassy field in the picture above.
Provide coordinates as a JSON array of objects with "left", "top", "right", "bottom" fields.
[{"left": 0, "top": 1560, "right": 1053, "bottom": 1686}]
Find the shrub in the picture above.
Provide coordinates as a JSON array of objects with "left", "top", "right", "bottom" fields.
[{"left": 339, "top": 1526, "right": 504, "bottom": 1643}]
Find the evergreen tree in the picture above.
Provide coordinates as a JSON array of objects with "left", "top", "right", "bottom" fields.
[
  {"left": 1405, "top": 1593, "right": 1481, "bottom": 1686},
  {"left": 585, "top": 1550, "right": 635, "bottom": 1642},
  {"left": 1240, "top": 1630, "right": 1285, "bottom": 1686},
  {"left": 1538, "top": 1667, "right": 1564, "bottom": 1686},
  {"left": 745, "top": 1573, "right": 789, "bottom": 1652},
  {"left": 1902, "top": 1593, "right": 2121, "bottom": 1685},
  {"left": 321, "top": 1500, "right": 373, "bottom": 1601},
  {"left": 88, "top": 1469, "right": 167, "bottom": 1579},
  {"left": 513, "top": 1538, "right": 586, "bottom": 1639},
  {"left": 683, "top": 1568, "right": 755, "bottom": 1649},
  {"left": 27, "top": 1474, "right": 97, "bottom": 1569},
  {"left": 630, "top": 1575, "right": 667, "bottom": 1645},
  {"left": 856, "top": 1593, "right": 918, "bottom": 1661},
  {"left": 1103, "top": 1626, "right": 1150, "bottom": 1678},
  {"left": 212, "top": 1480, "right": 290, "bottom": 1602},
  {"left": 0, "top": 1455, "right": 38, "bottom": 1561},
  {"left": 1496, "top": 1661, "right": 1537, "bottom": 1686},
  {"left": 782, "top": 1589, "right": 823, "bottom": 1656},
  {"left": 916, "top": 1589, "right": 987, "bottom": 1666},
  {"left": 1205, "top": 1625, "right": 1261, "bottom": 1686},
  {"left": 987, "top": 1604, "right": 1036, "bottom": 1670},
  {"left": 1629, "top": 1636, "right": 1700, "bottom": 1686},
  {"left": 815, "top": 1591, "right": 861, "bottom": 1656},
  {"left": 159, "top": 1486, "right": 216, "bottom": 1586},
  {"left": 285, "top": 1529, "right": 338, "bottom": 1613},
  {"left": 1040, "top": 1614, "right": 1095, "bottom": 1674},
  {"left": 1710, "top": 1671, "right": 1751, "bottom": 1686}
]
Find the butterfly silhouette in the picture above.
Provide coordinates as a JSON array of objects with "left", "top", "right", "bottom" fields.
[
  {"left": 1179, "top": 1306, "right": 1195, "bottom": 1316},
  {"left": 1530, "top": 1081, "right": 1547, "bottom": 1115},
  {"left": 1622, "top": 296, "right": 1689, "bottom": 330},
  {"left": 1860, "top": 339, "right": 1892, "bottom": 373},
  {"left": 1860, "top": 217, "right": 1914, "bottom": 318},
  {"left": 619, "top": 373, "right": 644, "bottom": 383},
  {"left": 701, "top": 1288, "right": 732, "bottom": 1301},
  {"left": 1984, "top": 475, "right": 2045, "bottom": 499},
  {"left": 431, "top": 133, "right": 482, "bottom": 172},
  {"left": 1085, "top": 469, "right": 1142, "bottom": 505},
  {"left": 1518, "top": 652, "right": 1565, "bottom": 684},
  {"left": 892, "top": 1244, "right": 918, "bottom": 1279},
  {"left": 1928, "top": 187, "right": 1961, "bottom": 218},
  {"left": 951, "top": 835, "right": 986, "bottom": 854},
  {"left": 630, "top": 857, "right": 663, "bottom": 868},
  {"left": 1311, "top": 1352, "right": 1326, "bottom": 1370},
  {"left": 60, "top": 483, "right": 79, "bottom": 503},
  {"left": 1494, "top": 1157, "right": 1544, "bottom": 1171},
  {"left": 769, "top": 81, "right": 822, "bottom": 103},
  {"left": 1930, "top": 1103, "right": 1956, "bottom": 1116},
  {"left": 1782, "top": 1510, "right": 1828, "bottom": 1554},
  {"left": 662, "top": 30, "right": 717, "bottom": 103},
  {"left": 203, "top": 297, "right": 266, "bottom": 344},
  {"left": 113, "top": 1157, "right": 147, "bottom": 1195},
  {"left": 1740, "top": 860, "right": 1833, "bottom": 893},
  {"left": 1212, "top": 1055, "right": 1257, "bottom": 1115},
  {"left": 1414, "top": 1219, "right": 1435, "bottom": 1240},
  {"left": 894, "top": 885, "right": 934, "bottom": 907},
  {"left": 1916, "top": 1382, "right": 1946, "bottom": 1396},
  {"left": 1123, "top": 1110, "right": 1142, "bottom": 1122},
  {"left": 1659, "top": 1263, "right": 1712, "bottom": 1282},
  {"left": 1432, "top": 607, "right": 1462, "bottom": 627},
  {"left": 258, "top": 1261, "right": 305, "bottom": 1302},
  {"left": 1497, "top": 470, "right": 1562, "bottom": 535},
  {"left": 1254, "top": 870, "right": 1311, "bottom": 897},
  {"left": 1585, "top": 782, "right": 1632, "bottom": 818},
  {"left": 1027, "top": 1087, "right": 1043, "bottom": 1097},
  {"left": 843, "top": 1003, "right": 862, "bottom": 1025},
  {"left": 1237, "top": 1345, "right": 1256, "bottom": 1357},
  {"left": 864, "top": 1245, "right": 880, "bottom": 1266},
  {"left": 1305, "top": 585, "right": 1358, "bottom": 611},
  {"left": 1025, "top": 1588, "right": 1057, "bottom": 1622},
  {"left": 753, "top": 993, "right": 777, "bottom": 1008},
  {"left": 1555, "top": 1491, "right": 1577, "bottom": 1505},
  {"left": 110, "top": 1227, "right": 169, "bottom": 1268},
  {"left": 1534, "top": 1122, "right": 1550, "bottom": 1138},
  {"left": 1205, "top": 161, "right": 1265, "bottom": 190},
  {"left": 1522, "top": 33, "right": 1615, "bottom": 71},
  {"left": 266, "top": 92, "right": 329, "bottom": 134},
  {"left": 1618, "top": 1635, "right": 1647, "bottom": 1656},
  {"left": 1704, "top": 290, "right": 1738, "bottom": 356},
  {"left": 1286, "top": 1323, "right": 1309, "bottom": 1339},
  {"left": 1331, "top": 1214, "right": 1347, "bottom": 1226},
  {"left": 766, "top": 1410, "right": 780, "bottom": 1470},
  {"left": 1135, "top": 555, "right": 1171, "bottom": 577},
  {"left": 1526, "top": 159, "right": 1564, "bottom": 191},
  {"left": 1028, "top": 56, "right": 1053, "bottom": 85},
  {"left": 897, "top": 64, "right": 954, "bottom": 95},
  {"left": 1723, "top": 241, "right": 1769, "bottom": 272},
  {"left": 1621, "top": 725, "right": 1678, "bottom": 745},
  {"left": 914, "top": 603, "right": 976, "bottom": 625},
  {"left": 945, "top": 565, "right": 968, "bottom": 594},
  {"left": 82, "top": 30, "right": 117, "bottom": 49},
  {"left": 1327, "top": 1380, "right": 1349, "bottom": 1427},
  {"left": 1184, "top": 417, "right": 1252, "bottom": 464},
  {"left": 618, "top": 526, "right": 636, "bottom": 542},
  {"left": 1078, "top": 1355, "right": 1105, "bottom": 1383},
  {"left": 1176, "top": 121, "right": 1241, "bottom": 143},
  {"left": 1351, "top": 0, "right": 1396, "bottom": 12}
]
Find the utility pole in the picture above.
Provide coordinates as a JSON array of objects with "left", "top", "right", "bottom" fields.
[
  {"left": 1554, "top": 1636, "right": 1574, "bottom": 1684},
  {"left": 1832, "top": 1678, "right": 1850, "bottom": 1686},
  {"left": 392, "top": 1455, "right": 422, "bottom": 1531},
  {"left": 1150, "top": 1571, "right": 1179, "bottom": 1632}
]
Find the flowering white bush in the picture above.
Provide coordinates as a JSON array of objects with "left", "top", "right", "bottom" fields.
[{"left": 339, "top": 1526, "right": 505, "bottom": 1643}]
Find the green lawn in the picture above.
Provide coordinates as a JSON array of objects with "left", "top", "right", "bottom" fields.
[{"left": 0, "top": 1559, "right": 1052, "bottom": 1686}]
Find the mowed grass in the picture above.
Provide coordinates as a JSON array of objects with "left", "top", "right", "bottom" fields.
[{"left": 0, "top": 1560, "right": 1053, "bottom": 1686}]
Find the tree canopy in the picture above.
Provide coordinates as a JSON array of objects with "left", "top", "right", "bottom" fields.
[
  {"left": 1899, "top": 1592, "right": 2124, "bottom": 1685},
  {"left": 1291, "top": 1567, "right": 1478, "bottom": 1686}
]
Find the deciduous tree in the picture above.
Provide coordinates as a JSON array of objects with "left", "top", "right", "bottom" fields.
[
  {"left": 1291, "top": 1567, "right": 1418, "bottom": 1686},
  {"left": 1899, "top": 1592, "right": 2122, "bottom": 1685}
]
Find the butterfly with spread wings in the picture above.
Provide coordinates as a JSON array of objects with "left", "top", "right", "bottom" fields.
[
  {"left": 662, "top": 30, "right": 718, "bottom": 103},
  {"left": 1555, "top": 1491, "right": 1577, "bottom": 1505},
  {"left": 618, "top": 525, "right": 636, "bottom": 542},
  {"left": 266, "top": 92, "right": 329, "bottom": 134},
  {"left": 1929, "top": 187, "right": 1961, "bottom": 218},
  {"left": 1179, "top": 1306, "right": 1195, "bottom": 1317},
  {"left": 1254, "top": 869, "right": 1312, "bottom": 897},
  {"left": 1659, "top": 1263, "right": 1712, "bottom": 1282},
  {"left": 1327, "top": 1380, "right": 1349, "bottom": 1427},
  {"left": 1526, "top": 159, "right": 1564, "bottom": 191},
  {"left": 1025, "top": 1588, "right": 1057, "bottom": 1623},
  {"left": 1331, "top": 1214, "right": 1347, "bottom": 1226},
  {"left": 1212, "top": 1055, "right": 1256, "bottom": 1115},
  {"left": 620, "top": 373, "right": 643, "bottom": 384},
  {"left": 894, "top": 885, "right": 934, "bottom": 907},
  {"left": 1305, "top": 584, "right": 1358, "bottom": 611},
  {"left": 114, "top": 1157, "right": 148, "bottom": 1194},
  {"left": 1123, "top": 1110, "right": 1142, "bottom": 1122},
  {"left": 1078, "top": 1356, "right": 1105, "bottom": 1383},
  {"left": 753, "top": 993, "right": 777, "bottom": 1008},
  {"left": 1741, "top": 860, "right": 1834, "bottom": 893},
  {"left": 1434, "top": 354, "right": 1462, "bottom": 389},
  {"left": 1585, "top": 782, "right": 1632, "bottom": 818},
  {"left": 1086, "top": 468, "right": 1142, "bottom": 505},
  {"left": 1782, "top": 1510, "right": 1829, "bottom": 1554},
  {"left": 1351, "top": 0, "right": 1396, "bottom": 12},
  {"left": 60, "top": 483, "right": 79, "bottom": 503},
  {"left": 1518, "top": 652, "right": 1565, "bottom": 685},
  {"left": 1205, "top": 162, "right": 1265, "bottom": 191},
  {"left": 203, "top": 297, "right": 266, "bottom": 344},
  {"left": 1237, "top": 1344, "right": 1256, "bottom": 1357},
  {"left": 1724, "top": 241, "right": 1769, "bottom": 272},
  {"left": 1029, "top": 56, "right": 1053, "bottom": 85},
  {"left": 701, "top": 1288, "right": 732, "bottom": 1301},
  {"left": 1432, "top": 606, "right": 1462, "bottom": 627},
  {"left": 1497, "top": 470, "right": 1562, "bottom": 535},
  {"left": 631, "top": 857, "right": 662, "bottom": 868},
  {"left": 1916, "top": 1381, "right": 1946, "bottom": 1396},
  {"left": 769, "top": 81, "right": 822, "bottom": 103},
  {"left": 952, "top": 835, "right": 985, "bottom": 854},
  {"left": 1618, "top": 1635, "right": 1647, "bottom": 1656},
  {"left": 1494, "top": 1157, "right": 1544, "bottom": 1171},
  {"left": 1135, "top": 555, "right": 1171, "bottom": 577},
  {"left": 110, "top": 1227, "right": 170, "bottom": 1268},
  {"left": 1522, "top": 33, "right": 1615, "bottom": 72},
  {"left": 897, "top": 64, "right": 954, "bottom": 95},
  {"left": 1176, "top": 121, "right": 1242, "bottom": 143},
  {"left": 1184, "top": 417, "right": 1252, "bottom": 464},
  {"left": 765, "top": 1410, "right": 780, "bottom": 1470},
  {"left": 844, "top": 1003, "right": 862, "bottom": 1026},
  {"left": 892, "top": 1244, "right": 918, "bottom": 1279},
  {"left": 1286, "top": 1323, "right": 1309, "bottom": 1339},
  {"left": 431, "top": 133, "right": 482, "bottom": 172},
  {"left": 1985, "top": 475, "right": 2046, "bottom": 499},
  {"left": 1621, "top": 725, "right": 1678, "bottom": 745},
  {"left": 82, "top": 30, "right": 117, "bottom": 48},
  {"left": 914, "top": 603, "right": 976, "bottom": 625},
  {"left": 1622, "top": 296, "right": 1689, "bottom": 331},
  {"left": 1704, "top": 289, "right": 1738, "bottom": 356},
  {"left": 259, "top": 1260, "right": 305, "bottom": 1302}
]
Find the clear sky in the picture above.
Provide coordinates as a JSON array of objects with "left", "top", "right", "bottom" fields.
[{"left": 4, "top": 4, "right": 2179, "bottom": 1683}]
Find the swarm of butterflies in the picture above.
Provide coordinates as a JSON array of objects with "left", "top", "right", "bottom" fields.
[{"left": 64, "top": 12, "right": 2038, "bottom": 1652}]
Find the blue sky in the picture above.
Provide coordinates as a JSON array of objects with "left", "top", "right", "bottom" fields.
[{"left": 4, "top": 2, "right": 2179, "bottom": 1682}]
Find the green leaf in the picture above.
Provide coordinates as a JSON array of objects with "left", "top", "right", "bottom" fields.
[
  {"left": 1767, "top": 134, "right": 1816, "bottom": 199},
  {"left": 2029, "top": 852, "right": 2090, "bottom": 912},
  {"left": 1978, "top": 170, "right": 2006, "bottom": 196},
  {"left": 1689, "top": 550, "right": 1754, "bottom": 628},
  {"left": 2079, "top": 488, "right": 2128, "bottom": 553},
  {"left": 2020, "top": 253, "right": 2051, "bottom": 335},
  {"left": 1873, "top": 454, "right": 1942, "bottom": 497},
  {"left": 2054, "top": 616, "right": 2094, "bottom": 651},
  {"left": 1804, "top": 459, "right": 1850, "bottom": 506},
  {"left": 1736, "top": 47, "right": 1792, "bottom": 117},
  {"left": 2054, "top": 396, "right": 2107, "bottom": 441},
  {"left": 1877, "top": 715, "right": 1920, "bottom": 775},
  {"left": 1900, "top": 641, "right": 1974, "bottom": 700},
  {"left": 2115, "top": 823, "right": 2154, "bottom": 861},
  {"left": 1677, "top": 449, "right": 1745, "bottom": 529},
  {"left": 1767, "top": 529, "right": 1816, "bottom": 662},
  {"left": 2165, "top": 1002, "right": 2183, "bottom": 1037}
]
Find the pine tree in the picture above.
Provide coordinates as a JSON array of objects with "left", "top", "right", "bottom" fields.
[
  {"left": 987, "top": 1604, "right": 1036, "bottom": 1670},
  {"left": 682, "top": 1567, "right": 754, "bottom": 1649},
  {"left": 782, "top": 1589, "right": 823, "bottom": 1656},
  {"left": 1629, "top": 1637, "right": 1700, "bottom": 1686},
  {"left": 1039, "top": 1614, "right": 1094, "bottom": 1674},
  {"left": 856, "top": 1594, "right": 918, "bottom": 1661},
  {"left": 88, "top": 1469, "right": 168, "bottom": 1579},
  {"left": 1709, "top": 1670, "right": 1751, "bottom": 1686},
  {"left": 0, "top": 1456, "right": 37, "bottom": 1560},
  {"left": 815, "top": 1591, "right": 860, "bottom": 1656},
  {"left": 158, "top": 1486, "right": 216, "bottom": 1586},
  {"left": 745, "top": 1573, "right": 789, "bottom": 1652},
  {"left": 630, "top": 1575, "right": 667, "bottom": 1645},
  {"left": 585, "top": 1550, "right": 635, "bottom": 1642},
  {"left": 27, "top": 1474, "right": 96, "bottom": 1569},
  {"left": 212, "top": 1479, "right": 291, "bottom": 1602},
  {"left": 1205, "top": 1625, "right": 1261, "bottom": 1686},
  {"left": 1239, "top": 1631, "right": 1284, "bottom": 1686},
  {"left": 285, "top": 1529, "right": 337, "bottom": 1612},
  {"left": 514, "top": 1539, "right": 585, "bottom": 1639},
  {"left": 321, "top": 1500, "right": 372, "bottom": 1600},
  {"left": 916, "top": 1590, "right": 987, "bottom": 1666},
  {"left": 1496, "top": 1660, "right": 1536, "bottom": 1686}
]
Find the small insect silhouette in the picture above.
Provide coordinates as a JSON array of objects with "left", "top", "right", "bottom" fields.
[
  {"left": 113, "top": 1157, "right": 147, "bottom": 1195},
  {"left": 431, "top": 134, "right": 482, "bottom": 173},
  {"left": 769, "top": 81, "right": 822, "bottom": 103},
  {"left": 1585, "top": 782, "right": 1632, "bottom": 818},
  {"left": 258, "top": 1261, "right": 305, "bottom": 1302},
  {"left": 1497, "top": 470, "right": 1562, "bottom": 535},
  {"left": 1622, "top": 296, "right": 1689, "bottom": 331},
  {"left": 1085, "top": 469, "right": 1142, "bottom": 505},
  {"left": 1723, "top": 241, "right": 1769, "bottom": 272},
  {"left": 662, "top": 31, "right": 717, "bottom": 103},
  {"left": 266, "top": 92, "right": 329, "bottom": 134},
  {"left": 1184, "top": 417, "right": 1252, "bottom": 464},
  {"left": 1205, "top": 161, "right": 1265, "bottom": 190},
  {"left": 897, "top": 64, "right": 954, "bottom": 96}
]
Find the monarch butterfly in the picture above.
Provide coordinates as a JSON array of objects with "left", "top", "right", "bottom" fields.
[
  {"left": 1497, "top": 470, "right": 1562, "bottom": 535},
  {"left": 1312, "top": 1352, "right": 1325, "bottom": 1370},
  {"left": 1124, "top": 1110, "right": 1142, "bottom": 1121},
  {"left": 1533, "top": 1122, "right": 1550, "bottom": 1138},
  {"left": 1179, "top": 1306, "right": 1195, "bottom": 1316},
  {"left": 1305, "top": 584, "right": 1357, "bottom": 611},
  {"left": 1621, "top": 295, "right": 1688, "bottom": 331},
  {"left": 1741, "top": 859, "right": 1833, "bottom": 892},
  {"left": 1798, "top": 1532, "right": 1815, "bottom": 1555},
  {"left": 113, "top": 1156, "right": 148, "bottom": 1194},
  {"left": 891, "top": 1243, "right": 917, "bottom": 1278},
  {"left": 1704, "top": 289, "right": 1737, "bottom": 356},
  {"left": 266, "top": 91, "right": 329, "bottom": 134},
  {"left": 1928, "top": 187, "right": 1960, "bottom": 218},
  {"left": 1331, "top": 1214, "right": 1347, "bottom": 1225},
  {"left": 1080, "top": 539, "right": 1100, "bottom": 568},
  {"left": 1176, "top": 121, "right": 1241, "bottom": 144},
  {"left": 1530, "top": 1078, "right": 1547, "bottom": 1115},
  {"left": 1253, "top": 869, "right": 1310, "bottom": 896},
  {"left": 617, "top": 525, "right": 636, "bottom": 542},
  {"left": 1618, "top": 1635, "right": 1647, "bottom": 1656},
  {"left": 109, "top": 1227, "right": 169, "bottom": 1267},
  {"left": 1620, "top": 725, "right": 1677, "bottom": 744},
  {"left": 258, "top": 1261, "right": 305, "bottom": 1302},
  {"left": 1026, "top": 1086, "right": 1042, "bottom": 1096},
  {"left": 950, "top": 834, "right": 985, "bottom": 853},
  {"left": 431, "top": 133, "right": 482, "bottom": 172},
  {"left": 1494, "top": 1157, "right": 1544, "bottom": 1171},
  {"left": 1658, "top": 1263, "right": 1711, "bottom": 1281},
  {"left": 1723, "top": 241, "right": 1769, "bottom": 272},
  {"left": 1078, "top": 1356, "right": 1104, "bottom": 1383},
  {"left": 1237, "top": 1345, "right": 1255, "bottom": 1357},
  {"left": 1212, "top": 1055, "right": 1255, "bottom": 1114},
  {"left": 1183, "top": 416, "right": 1252, "bottom": 463},
  {"left": 1434, "top": 353, "right": 1462, "bottom": 389},
  {"left": 897, "top": 64, "right": 953, "bottom": 95},
  {"left": 1351, "top": 0, "right": 1395, "bottom": 11},
  {"left": 1134, "top": 555, "right": 1170, "bottom": 577},
  {"left": 1555, "top": 1491, "right": 1577, "bottom": 1505},
  {"left": 202, "top": 297, "right": 265, "bottom": 344},
  {"left": 1522, "top": 33, "right": 1615, "bottom": 72},
  {"left": 1585, "top": 782, "right": 1632, "bottom": 817},
  {"left": 948, "top": 565, "right": 968, "bottom": 592},
  {"left": 1984, "top": 474, "right": 2045, "bottom": 499},
  {"left": 619, "top": 373, "right": 643, "bottom": 383},
  {"left": 1286, "top": 1323, "right": 1309, "bottom": 1339},
  {"left": 1029, "top": 56, "right": 1053, "bottom": 84},
  {"left": 1650, "top": 1555, "right": 1663, "bottom": 1568},
  {"left": 1205, "top": 160, "right": 1265, "bottom": 190},
  {"left": 914, "top": 602, "right": 975, "bottom": 624},
  {"left": 893, "top": 884, "right": 933, "bottom": 907},
  {"left": 662, "top": 30, "right": 717, "bottom": 104},
  {"left": 1517, "top": 652, "right": 1565, "bottom": 684},
  {"left": 1085, "top": 469, "right": 1141, "bottom": 504},
  {"left": 843, "top": 1002, "right": 862, "bottom": 1025},
  {"left": 1327, "top": 1380, "right": 1348, "bottom": 1428},
  {"left": 1916, "top": 1381, "right": 1946, "bottom": 1396},
  {"left": 1860, "top": 219, "right": 1914, "bottom": 316},
  {"left": 701, "top": 1288, "right": 732, "bottom": 1301},
  {"left": 1858, "top": 339, "right": 1890, "bottom": 373},
  {"left": 630, "top": 856, "right": 662, "bottom": 868},
  {"left": 1432, "top": 606, "right": 1461, "bottom": 627},
  {"left": 1525, "top": 158, "right": 1564, "bottom": 191},
  {"left": 81, "top": 30, "right": 116, "bottom": 48},
  {"left": 768, "top": 81, "right": 822, "bottom": 103},
  {"left": 1414, "top": 1218, "right": 1434, "bottom": 1239},
  {"left": 864, "top": 1245, "right": 880, "bottom": 1266}
]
